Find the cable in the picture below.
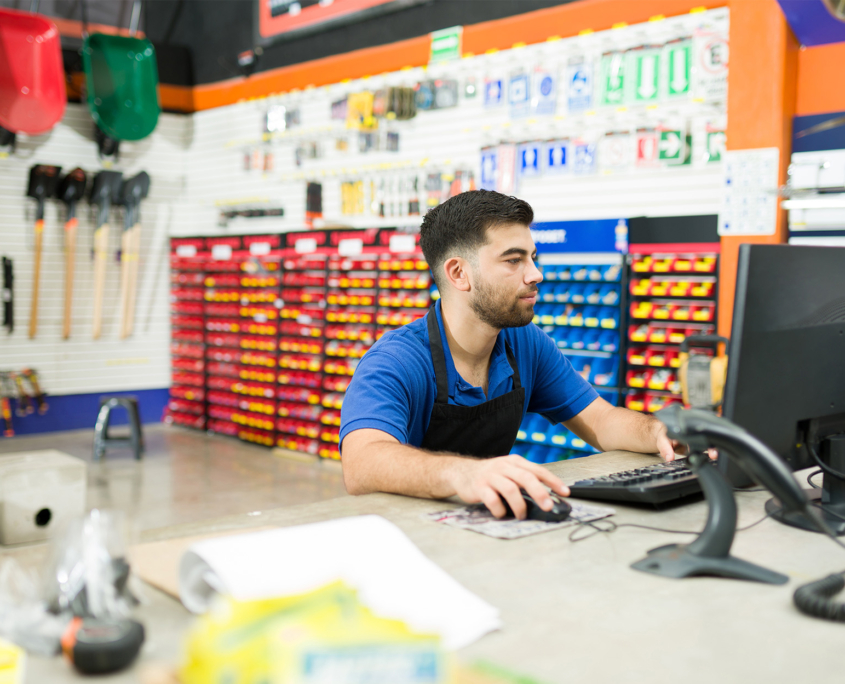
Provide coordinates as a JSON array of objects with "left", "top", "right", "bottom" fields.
[
  {"left": 807, "top": 469, "right": 824, "bottom": 489},
  {"left": 567, "top": 512, "right": 772, "bottom": 543},
  {"left": 793, "top": 572, "right": 845, "bottom": 622},
  {"left": 808, "top": 440, "right": 845, "bottom": 482}
]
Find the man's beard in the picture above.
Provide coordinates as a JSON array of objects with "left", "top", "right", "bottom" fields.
[{"left": 470, "top": 274, "right": 537, "bottom": 329}]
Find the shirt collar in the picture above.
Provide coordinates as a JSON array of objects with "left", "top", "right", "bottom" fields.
[{"left": 433, "top": 299, "right": 514, "bottom": 399}]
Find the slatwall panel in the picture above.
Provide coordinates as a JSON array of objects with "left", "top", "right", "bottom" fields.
[
  {"left": 174, "top": 8, "right": 727, "bottom": 237},
  {"left": 0, "top": 105, "right": 190, "bottom": 396}
]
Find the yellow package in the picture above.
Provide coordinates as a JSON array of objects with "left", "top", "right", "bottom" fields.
[
  {"left": 346, "top": 92, "right": 376, "bottom": 130},
  {"left": 181, "top": 582, "right": 453, "bottom": 684},
  {"left": 0, "top": 638, "right": 25, "bottom": 684}
]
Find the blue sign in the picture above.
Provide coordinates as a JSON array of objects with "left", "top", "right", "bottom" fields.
[
  {"left": 484, "top": 78, "right": 504, "bottom": 107},
  {"left": 544, "top": 140, "right": 569, "bottom": 174},
  {"left": 518, "top": 143, "right": 542, "bottom": 177},
  {"left": 533, "top": 70, "right": 557, "bottom": 116},
  {"left": 480, "top": 147, "right": 498, "bottom": 190},
  {"left": 572, "top": 141, "right": 597, "bottom": 175},
  {"left": 509, "top": 73, "right": 531, "bottom": 118},
  {"left": 567, "top": 60, "right": 593, "bottom": 112},
  {"left": 531, "top": 219, "right": 626, "bottom": 254}
]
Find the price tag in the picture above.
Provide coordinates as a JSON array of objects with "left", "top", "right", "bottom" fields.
[
  {"left": 389, "top": 235, "right": 416, "bottom": 253},
  {"left": 254, "top": 313, "right": 268, "bottom": 323},
  {"left": 338, "top": 238, "right": 363, "bottom": 256},
  {"left": 295, "top": 238, "right": 318, "bottom": 254},
  {"left": 211, "top": 244, "right": 232, "bottom": 260},
  {"left": 176, "top": 245, "right": 197, "bottom": 257},
  {"left": 249, "top": 242, "right": 271, "bottom": 255}
]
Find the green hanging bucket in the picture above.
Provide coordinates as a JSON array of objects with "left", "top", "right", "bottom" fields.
[{"left": 82, "top": 33, "right": 160, "bottom": 141}]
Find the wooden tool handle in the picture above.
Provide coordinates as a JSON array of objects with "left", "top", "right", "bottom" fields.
[
  {"left": 125, "top": 223, "right": 143, "bottom": 337},
  {"left": 62, "top": 218, "right": 78, "bottom": 340},
  {"left": 118, "top": 228, "right": 133, "bottom": 339},
  {"left": 92, "top": 224, "right": 110, "bottom": 340},
  {"left": 28, "top": 219, "right": 44, "bottom": 339}
]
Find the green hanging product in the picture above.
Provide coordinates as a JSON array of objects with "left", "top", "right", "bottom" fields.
[{"left": 82, "top": 33, "right": 160, "bottom": 141}]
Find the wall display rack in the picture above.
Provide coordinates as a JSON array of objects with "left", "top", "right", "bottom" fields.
[{"left": 623, "top": 214, "right": 720, "bottom": 414}]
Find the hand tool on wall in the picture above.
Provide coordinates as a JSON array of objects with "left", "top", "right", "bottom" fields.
[
  {"left": 118, "top": 171, "right": 149, "bottom": 339},
  {"left": 56, "top": 169, "right": 87, "bottom": 339},
  {"left": 1, "top": 257, "right": 12, "bottom": 334},
  {"left": 26, "top": 164, "right": 61, "bottom": 339},
  {"left": 12, "top": 373, "right": 32, "bottom": 416},
  {"left": 23, "top": 368, "right": 47, "bottom": 414},
  {"left": 0, "top": 374, "right": 15, "bottom": 437},
  {"left": 89, "top": 170, "right": 123, "bottom": 340}
]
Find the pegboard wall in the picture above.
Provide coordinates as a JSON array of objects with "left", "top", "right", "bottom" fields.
[
  {"left": 0, "top": 7, "right": 729, "bottom": 425},
  {"left": 0, "top": 106, "right": 190, "bottom": 401}
]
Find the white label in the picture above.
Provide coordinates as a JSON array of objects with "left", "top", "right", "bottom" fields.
[
  {"left": 295, "top": 238, "right": 318, "bottom": 254},
  {"left": 211, "top": 244, "right": 232, "bottom": 260},
  {"left": 338, "top": 238, "right": 363, "bottom": 256},
  {"left": 249, "top": 242, "right": 271, "bottom": 255},
  {"left": 719, "top": 147, "right": 780, "bottom": 237},
  {"left": 176, "top": 245, "right": 197, "bottom": 257},
  {"left": 253, "top": 313, "right": 268, "bottom": 323},
  {"left": 389, "top": 235, "right": 416, "bottom": 253}
]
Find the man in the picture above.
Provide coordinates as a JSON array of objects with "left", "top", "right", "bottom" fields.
[{"left": 340, "top": 190, "right": 685, "bottom": 519}]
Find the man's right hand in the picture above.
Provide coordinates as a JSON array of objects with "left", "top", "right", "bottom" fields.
[{"left": 445, "top": 454, "right": 570, "bottom": 520}]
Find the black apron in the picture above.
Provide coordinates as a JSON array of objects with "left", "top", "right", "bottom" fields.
[{"left": 420, "top": 308, "right": 525, "bottom": 458}]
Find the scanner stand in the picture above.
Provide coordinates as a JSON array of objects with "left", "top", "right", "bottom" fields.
[{"left": 631, "top": 451, "right": 789, "bottom": 584}]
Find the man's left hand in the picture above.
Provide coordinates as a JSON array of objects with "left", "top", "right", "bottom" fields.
[{"left": 653, "top": 421, "right": 717, "bottom": 462}]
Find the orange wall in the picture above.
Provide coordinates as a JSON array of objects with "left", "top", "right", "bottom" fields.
[
  {"left": 718, "top": 0, "right": 797, "bottom": 338},
  {"left": 796, "top": 41, "right": 845, "bottom": 116}
]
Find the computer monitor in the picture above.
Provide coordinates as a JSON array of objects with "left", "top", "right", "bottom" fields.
[{"left": 721, "top": 244, "right": 845, "bottom": 533}]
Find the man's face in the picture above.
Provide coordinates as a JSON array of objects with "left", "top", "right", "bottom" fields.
[{"left": 469, "top": 223, "right": 543, "bottom": 329}]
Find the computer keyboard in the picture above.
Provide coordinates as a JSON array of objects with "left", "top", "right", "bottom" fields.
[{"left": 568, "top": 459, "right": 702, "bottom": 506}]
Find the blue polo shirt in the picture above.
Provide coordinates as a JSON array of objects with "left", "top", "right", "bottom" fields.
[{"left": 339, "top": 300, "right": 599, "bottom": 452}]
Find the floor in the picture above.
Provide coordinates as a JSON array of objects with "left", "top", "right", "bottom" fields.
[{"left": 0, "top": 424, "right": 351, "bottom": 536}]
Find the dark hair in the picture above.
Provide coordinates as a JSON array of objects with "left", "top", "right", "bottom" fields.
[{"left": 420, "top": 190, "right": 534, "bottom": 290}]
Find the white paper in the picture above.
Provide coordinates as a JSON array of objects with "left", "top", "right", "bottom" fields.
[
  {"left": 175, "top": 245, "right": 197, "bottom": 257},
  {"left": 249, "top": 241, "right": 271, "bottom": 255},
  {"left": 178, "top": 515, "right": 501, "bottom": 650},
  {"left": 388, "top": 235, "right": 415, "bottom": 253},
  {"left": 338, "top": 238, "right": 363, "bottom": 256},
  {"left": 719, "top": 147, "right": 779, "bottom": 236}
]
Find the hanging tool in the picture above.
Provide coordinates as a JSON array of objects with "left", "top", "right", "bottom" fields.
[
  {"left": 22, "top": 368, "right": 47, "bottom": 414},
  {"left": 0, "top": 6, "right": 66, "bottom": 137},
  {"left": 81, "top": 0, "right": 159, "bottom": 143},
  {"left": 1, "top": 257, "right": 12, "bottom": 333},
  {"left": 12, "top": 373, "right": 32, "bottom": 416},
  {"left": 89, "top": 170, "right": 123, "bottom": 340},
  {"left": 118, "top": 171, "right": 149, "bottom": 339},
  {"left": 56, "top": 168, "right": 87, "bottom": 339},
  {"left": 26, "top": 164, "right": 61, "bottom": 339},
  {"left": 0, "top": 374, "right": 15, "bottom": 437}
]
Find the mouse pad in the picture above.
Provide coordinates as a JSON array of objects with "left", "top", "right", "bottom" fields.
[{"left": 422, "top": 501, "right": 615, "bottom": 539}]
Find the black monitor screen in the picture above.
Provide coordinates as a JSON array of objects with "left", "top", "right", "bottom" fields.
[{"left": 722, "top": 244, "right": 845, "bottom": 474}]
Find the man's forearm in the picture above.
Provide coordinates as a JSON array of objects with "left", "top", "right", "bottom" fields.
[
  {"left": 593, "top": 406, "right": 661, "bottom": 453},
  {"left": 342, "top": 439, "right": 471, "bottom": 499}
]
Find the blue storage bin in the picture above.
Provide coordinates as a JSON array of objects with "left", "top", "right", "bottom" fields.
[
  {"left": 586, "top": 265, "right": 604, "bottom": 281},
  {"left": 599, "top": 330, "right": 619, "bottom": 352},
  {"left": 599, "top": 306, "right": 620, "bottom": 329},
  {"left": 553, "top": 304, "right": 572, "bottom": 326},
  {"left": 551, "top": 327, "right": 569, "bottom": 349},
  {"left": 524, "top": 445, "right": 547, "bottom": 463},
  {"left": 599, "top": 284, "right": 619, "bottom": 305},
  {"left": 540, "top": 285, "right": 556, "bottom": 303},
  {"left": 591, "top": 357, "right": 619, "bottom": 387},
  {"left": 558, "top": 266, "right": 572, "bottom": 281},
  {"left": 583, "top": 329, "right": 602, "bottom": 351},
  {"left": 545, "top": 448, "right": 564, "bottom": 464},
  {"left": 602, "top": 263, "right": 622, "bottom": 282},
  {"left": 553, "top": 284, "right": 570, "bottom": 303},
  {"left": 568, "top": 328, "right": 586, "bottom": 350},
  {"left": 584, "top": 284, "right": 602, "bottom": 304},
  {"left": 543, "top": 265, "right": 559, "bottom": 281},
  {"left": 571, "top": 265, "right": 589, "bottom": 281},
  {"left": 568, "top": 307, "right": 585, "bottom": 326},
  {"left": 569, "top": 284, "right": 586, "bottom": 304},
  {"left": 583, "top": 306, "right": 601, "bottom": 327},
  {"left": 548, "top": 423, "right": 569, "bottom": 448}
]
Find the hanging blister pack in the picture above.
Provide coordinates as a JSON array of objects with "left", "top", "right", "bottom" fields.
[{"left": 2, "top": 257, "right": 12, "bottom": 334}]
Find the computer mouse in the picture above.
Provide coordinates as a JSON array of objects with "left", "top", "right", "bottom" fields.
[{"left": 493, "top": 490, "right": 572, "bottom": 522}]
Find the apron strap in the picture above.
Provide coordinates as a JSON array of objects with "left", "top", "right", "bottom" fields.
[
  {"left": 426, "top": 309, "right": 450, "bottom": 404},
  {"left": 427, "top": 307, "right": 524, "bottom": 402}
]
